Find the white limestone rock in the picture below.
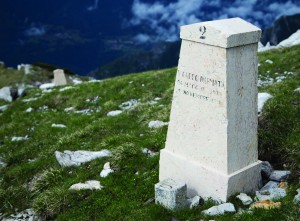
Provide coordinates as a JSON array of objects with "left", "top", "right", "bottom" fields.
[
  {"left": 294, "top": 87, "right": 300, "bottom": 92},
  {"left": 236, "top": 193, "right": 253, "bottom": 206},
  {"left": 293, "top": 189, "right": 300, "bottom": 204},
  {"left": 75, "top": 109, "right": 91, "bottom": 114},
  {"left": 64, "top": 107, "right": 74, "bottom": 112},
  {"left": 148, "top": 120, "right": 168, "bottom": 129},
  {"left": 107, "top": 110, "right": 122, "bottom": 116},
  {"left": 0, "top": 87, "right": 12, "bottom": 102},
  {"left": 142, "top": 148, "right": 158, "bottom": 157},
  {"left": 187, "top": 195, "right": 201, "bottom": 208},
  {"left": 25, "top": 107, "right": 34, "bottom": 113},
  {"left": 265, "top": 59, "right": 273, "bottom": 64},
  {"left": 22, "top": 97, "right": 39, "bottom": 103},
  {"left": 2, "top": 208, "right": 43, "bottom": 221},
  {"left": 59, "top": 86, "right": 73, "bottom": 92},
  {"left": 69, "top": 180, "right": 103, "bottom": 190},
  {"left": 269, "top": 170, "right": 291, "bottom": 181},
  {"left": 100, "top": 162, "right": 114, "bottom": 178},
  {"left": 39, "top": 83, "right": 55, "bottom": 90},
  {"left": 55, "top": 150, "right": 112, "bottom": 167},
  {"left": 11, "top": 135, "right": 29, "bottom": 142},
  {"left": 119, "top": 99, "right": 139, "bottom": 110},
  {"left": 51, "top": 124, "right": 67, "bottom": 128},
  {"left": 202, "top": 203, "right": 236, "bottom": 216}
]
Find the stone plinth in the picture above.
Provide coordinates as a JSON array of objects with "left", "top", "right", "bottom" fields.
[{"left": 158, "top": 18, "right": 262, "bottom": 202}]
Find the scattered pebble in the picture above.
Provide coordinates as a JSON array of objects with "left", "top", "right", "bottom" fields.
[
  {"left": 11, "top": 135, "right": 29, "bottom": 142},
  {"left": 293, "top": 189, "right": 300, "bottom": 204},
  {"left": 154, "top": 97, "right": 161, "bottom": 101},
  {"left": 51, "top": 124, "right": 67, "bottom": 128},
  {"left": 202, "top": 203, "right": 235, "bottom": 216},
  {"left": 129, "top": 81, "right": 133, "bottom": 84},
  {"left": 70, "top": 77, "right": 83, "bottom": 85},
  {"left": 258, "top": 93, "right": 272, "bottom": 113},
  {"left": 250, "top": 200, "right": 281, "bottom": 210},
  {"left": 148, "top": 120, "right": 168, "bottom": 129},
  {"left": 142, "top": 84, "right": 145, "bottom": 87},
  {"left": 25, "top": 107, "right": 33, "bottom": 113},
  {"left": 107, "top": 110, "right": 122, "bottom": 116},
  {"left": 294, "top": 87, "right": 300, "bottom": 92},
  {"left": 55, "top": 150, "right": 112, "bottom": 167},
  {"left": 142, "top": 148, "right": 158, "bottom": 157},
  {"left": 39, "top": 83, "right": 55, "bottom": 89},
  {"left": 187, "top": 195, "right": 201, "bottom": 208},
  {"left": 236, "top": 193, "right": 253, "bottom": 206},
  {"left": 64, "top": 107, "right": 74, "bottom": 112},
  {"left": 100, "top": 162, "right": 114, "bottom": 178},
  {"left": 59, "top": 86, "right": 73, "bottom": 92},
  {"left": 148, "top": 100, "right": 158, "bottom": 105},
  {"left": 269, "top": 170, "right": 291, "bottom": 181},
  {"left": 88, "top": 79, "right": 102, "bottom": 83},
  {"left": 38, "top": 105, "right": 49, "bottom": 111},
  {"left": 69, "top": 180, "right": 103, "bottom": 190},
  {"left": 119, "top": 99, "right": 139, "bottom": 110},
  {"left": 75, "top": 109, "right": 91, "bottom": 114},
  {"left": 265, "top": 59, "right": 273, "bottom": 64},
  {"left": 22, "top": 97, "right": 39, "bottom": 103}
]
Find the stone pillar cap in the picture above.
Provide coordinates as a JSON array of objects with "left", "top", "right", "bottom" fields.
[{"left": 180, "top": 17, "right": 261, "bottom": 48}]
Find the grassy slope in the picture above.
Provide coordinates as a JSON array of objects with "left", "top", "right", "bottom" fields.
[{"left": 0, "top": 45, "right": 299, "bottom": 220}]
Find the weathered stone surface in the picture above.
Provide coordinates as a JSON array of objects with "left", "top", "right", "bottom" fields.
[
  {"left": 250, "top": 200, "right": 281, "bottom": 209},
  {"left": 155, "top": 178, "right": 187, "bottom": 210},
  {"left": 236, "top": 193, "right": 253, "bottom": 206},
  {"left": 69, "top": 180, "right": 103, "bottom": 190},
  {"left": 202, "top": 203, "right": 236, "bottom": 216},
  {"left": 269, "top": 170, "right": 291, "bottom": 181},
  {"left": 259, "top": 181, "right": 279, "bottom": 195},
  {"left": 55, "top": 150, "right": 112, "bottom": 167},
  {"left": 159, "top": 18, "right": 261, "bottom": 202},
  {"left": 261, "top": 161, "right": 273, "bottom": 178}
]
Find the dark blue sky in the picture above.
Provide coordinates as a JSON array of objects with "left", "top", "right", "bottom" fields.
[{"left": 0, "top": 0, "right": 299, "bottom": 75}]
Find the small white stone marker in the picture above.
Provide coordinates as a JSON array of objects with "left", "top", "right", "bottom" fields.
[
  {"left": 155, "top": 178, "right": 187, "bottom": 210},
  {"left": 158, "top": 18, "right": 262, "bottom": 202},
  {"left": 54, "top": 69, "right": 70, "bottom": 86}
]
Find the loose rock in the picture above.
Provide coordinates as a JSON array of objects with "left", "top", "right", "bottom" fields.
[
  {"left": 119, "top": 99, "right": 139, "bottom": 110},
  {"left": 100, "top": 162, "right": 114, "bottom": 178},
  {"left": 269, "top": 170, "right": 291, "bottom": 181},
  {"left": 51, "top": 124, "right": 67, "bottom": 128},
  {"left": 259, "top": 181, "right": 279, "bottom": 195},
  {"left": 236, "top": 193, "right": 253, "bottom": 205},
  {"left": 202, "top": 203, "right": 236, "bottom": 216},
  {"left": 0, "top": 105, "right": 9, "bottom": 112},
  {"left": 55, "top": 150, "right": 112, "bottom": 167},
  {"left": 142, "top": 148, "right": 157, "bottom": 157},
  {"left": 11, "top": 135, "right": 29, "bottom": 142},
  {"left": 69, "top": 180, "right": 103, "bottom": 190},
  {"left": 107, "top": 110, "right": 122, "bottom": 116},
  {"left": 148, "top": 120, "right": 168, "bottom": 129}
]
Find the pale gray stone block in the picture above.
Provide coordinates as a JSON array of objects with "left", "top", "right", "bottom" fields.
[
  {"left": 269, "top": 170, "right": 291, "bottom": 181},
  {"left": 155, "top": 178, "right": 187, "bottom": 210},
  {"left": 259, "top": 181, "right": 279, "bottom": 195}
]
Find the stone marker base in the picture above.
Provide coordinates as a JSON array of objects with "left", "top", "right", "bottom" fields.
[
  {"left": 159, "top": 149, "right": 262, "bottom": 202},
  {"left": 155, "top": 178, "right": 187, "bottom": 210}
]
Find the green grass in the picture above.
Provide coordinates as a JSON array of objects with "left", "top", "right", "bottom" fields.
[{"left": 0, "top": 45, "right": 299, "bottom": 220}]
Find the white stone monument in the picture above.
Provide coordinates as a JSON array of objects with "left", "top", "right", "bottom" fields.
[
  {"left": 158, "top": 18, "right": 262, "bottom": 202},
  {"left": 54, "top": 69, "right": 70, "bottom": 86}
]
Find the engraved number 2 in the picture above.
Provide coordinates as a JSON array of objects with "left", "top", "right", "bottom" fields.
[{"left": 199, "top": 26, "right": 206, "bottom": 39}]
